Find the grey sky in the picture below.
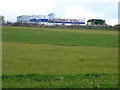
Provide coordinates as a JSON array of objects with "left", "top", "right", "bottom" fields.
[{"left": 0, "top": 0, "right": 119, "bottom": 25}]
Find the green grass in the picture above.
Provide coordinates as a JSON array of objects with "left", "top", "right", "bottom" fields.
[
  {"left": 2, "top": 26, "right": 118, "bottom": 47},
  {"left": 3, "top": 73, "right": 118, "bottom": 88},
  {"left": 3, "top": 42, "right": 118, "bottom": 74},
  {"left": 2, "top": 26, "right": 118, "bottom": 88}
]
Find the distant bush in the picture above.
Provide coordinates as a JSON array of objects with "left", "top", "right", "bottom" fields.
[
  {"left": 114, "top": 24, "right": 120, "bottom": 30},
  {"left": 3, "top": 22, "right": 118, "bottom": 31}
]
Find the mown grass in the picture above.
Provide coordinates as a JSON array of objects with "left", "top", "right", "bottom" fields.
[{"left": 2, "top": 26, "right": 118, "bottom": 88}]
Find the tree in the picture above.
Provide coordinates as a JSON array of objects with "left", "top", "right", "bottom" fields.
[
  {"left": 87, "top": 19, "right": 105, "bottom": 25},
  {"left": 0, "top": 16, "right": 5, "bottom": 25},
  {"left": 114, "top": 24, "right": 120, "bottom": 30}
]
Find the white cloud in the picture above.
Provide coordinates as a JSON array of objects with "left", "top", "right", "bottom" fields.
[
  {"left": 64, "top": 5, "right": 96, "bottom": 19},
  {"left": 0, "top": 0, "right": 55, "bottom": 21},
  {"left": 0, "top": 0, "right": 118, "bottom": 25},
  {"left": 106, "top": 18, "right": 118, "bottom": 26},
  {"left": 64, "top": 5, "right": 107, "bottom": 24},
  {"left": 59, "top": 0, "right": 119, "bottom": 3},
  {"left": 0, "top": 0, "right": 55, "bottom": 14}
]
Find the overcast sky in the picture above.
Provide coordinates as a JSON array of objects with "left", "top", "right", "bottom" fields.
[{"left": 0, "top": 0, "right": 119, "bottom": 25}]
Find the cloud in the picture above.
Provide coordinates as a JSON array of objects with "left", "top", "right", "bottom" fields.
[
  {"left": 59, "top": 0, "right": 119, "bottom": 3},
  {"left": 0, "top": 0, "right": 55, "bottom": 14},
  {"left": 106, "top": 18, "right": 118, "bottom": 26},
  {"left": 0, "top": 0, "right": 118, "bottom": 25},
  {"left": 64, "top": 5, "right": 95, "bottom": 19},
  {"left": 63, "top": 4, "right": 107, "bottom": 24},
  {"left": 0, "top": 0, "right": 55, "bottom": 21}
]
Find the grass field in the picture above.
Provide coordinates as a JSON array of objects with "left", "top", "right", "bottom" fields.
[{"left": 2, "top": 26, "right": 118, "bottom": 88}]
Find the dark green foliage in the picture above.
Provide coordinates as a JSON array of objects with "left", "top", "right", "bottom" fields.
[{"left": 87, "top": 19, "right": 105, "bottom": 25}]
